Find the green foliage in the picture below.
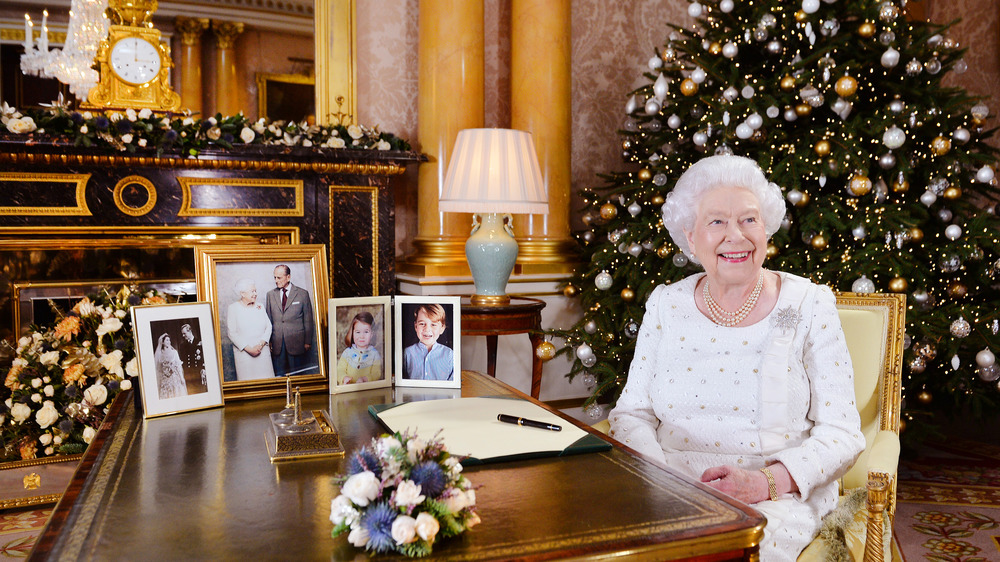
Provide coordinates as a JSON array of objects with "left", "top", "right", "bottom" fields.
[{"left": 553, "top": 0, "right": 1000, "bottom": 431}]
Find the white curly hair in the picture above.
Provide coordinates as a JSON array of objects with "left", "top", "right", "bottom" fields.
[{"left": 661, "top": 155, "right": 786, "bottom": 264}]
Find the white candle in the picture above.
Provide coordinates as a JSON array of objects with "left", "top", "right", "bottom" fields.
[
  {"left": 23, "top": 14, "right": 32, "bottom": 50},
  {"left": 39, "top": 10, "right": 48, "bottom": 52}
]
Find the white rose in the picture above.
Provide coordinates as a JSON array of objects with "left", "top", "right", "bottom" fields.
[
  {"left": 109, "top": 112, "right": 122, "bottom": 122},
  {"left": 31, "top": 378, "right": 42, "bottom": 388},
  {"left": 83, "top": 111, "right": 93, "bottom": 119},
  {"left": 120, "top": 378, "right": 132, "bottom": 391},
  {"left": 442, "top": 489, "right": 473, "bottom": 513},
  {"left": 43, "top": 376, "right": 50, "bottom": 383},
  {"left": 394, "top": 480, "right": 425, "bottom": 507},
  {"left": 31, "top": 393, "right": 42, "bottom": 403},
  {"left": 39, "top": 350, "right": 60, "bottom": 366},
  {"left": 39, "top": 433, "right": 52, "bottom": 445},
  {"left": 341, "top": 471, "right": 380, "bottom": 506},
  {"left": 96, "top": 317, "right": 123, "bottom": 338},
  {"left": 125, "top": 358, "right": 139, "bottom": 378},
  {"left": 330, "top": 494, "right": 358, "bottom": 526},
  {"left": 17, "top": 336, "right": 31, "bottom": 351},
  {"left": 302, "top": 139, "right": 313, "bottom": 147},
  {"left": 208, "top": 116, "right": 218, "bottom": 125},
  {"left": 10, "top": 403, "right": 31, "bottom": 423},
  {"left": 45, "top": 447, "right": 54, "bottom": 455},
  {"left": 44, "top": 385, "right": 54, "bottom": 397},
  {"left": 125, "top": 108, "right": 138, "bottom": 121},
  {"left": 13, "top": 357, "right": 28, "bottom": 368},
  {"left": 98, "top": 350, "right": 124, "bottom": 378},
  {"left": 138, "top": 108, "right": 152, "bottom": 119},
  {"left": 325, "top": 137, "right": 346, "bottom": 148},
  {"left": 79, "top": 124, "right": 89, "bottom": 134},
  {"left": 183, "top": 117, "right": 195, "bottom": 126},
  {"left": 4, "top": 398, "right": 11, "bottom": 408},
  {"left": 377, "top": 139, "right": 391, "bottom": 150},
  {"left": 240, "top": 127, "right": 255, "bottom": 143},
  {"left": 84, "top": 384, "right": 109, "bottom": 406},
  {"left": 83, "top": 426, "right": 97, "bottom": 444},
  {"left": 406, "top": 437, "right": 426, "bottom": 463},
  {"left": 53, "top": 435, "right": 62, "bottom": 444},
  {"left": 160, "top": 118, "right": 171, "bottom": 127},
  {"left": 415, "top": 512, "right": 440, "bottom": 542},
  {"left": 391, "top": 515, "right": 417, "bottom": 545},
  {"left": 138, "top": 138, "right": 147, "bottom": 147},
  {"left": 207, "top": 127, "right": 222, "bottom": 140},
  {"left": 347, "top": 124, "right": 363, "bottom": 139},
  {"left": 36, "top": 401, "right": 59, "bottom": 429},
  {"left": 121, "top": 133, "right": 133, "bottom": 143},
  {"left": 347, "top": 525, "right": 369, "bottom": 547},
  {"left": 376, "top": 436, "right": 401, "bottom": 456},
  {"left": 466, "top": 511, "right": 481, "bottom": 528},
  {"left": 7, "top": 116, "right": 37, "bottom": 134}
]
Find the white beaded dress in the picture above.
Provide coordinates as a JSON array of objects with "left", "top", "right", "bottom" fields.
[{"left": 608, "top": 272, "right": 864, "bottom": 561}]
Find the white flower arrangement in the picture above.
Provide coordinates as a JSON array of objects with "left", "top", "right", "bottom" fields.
[{"left": 331, "top": 432, "right": 480, "bottom": 557}]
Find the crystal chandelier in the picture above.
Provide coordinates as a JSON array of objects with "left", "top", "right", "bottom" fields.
[{"left": 21, "top": 0, "right": 110, "bottom": 100}]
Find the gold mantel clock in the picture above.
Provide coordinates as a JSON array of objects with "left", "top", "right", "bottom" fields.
[{"left": 85, "top": 0, "right": 181, "bottom": 111}]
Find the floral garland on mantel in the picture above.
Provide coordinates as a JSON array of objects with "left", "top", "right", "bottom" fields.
[
  {"left": 1, "top": 286, "right": 170, "bottom": 463},
  {"left": 0, "top": 99, "right": 411, "bottom": 157}
]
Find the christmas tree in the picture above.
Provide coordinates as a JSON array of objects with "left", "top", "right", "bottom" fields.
[{"left": 555, "top": 0, "right": 1000, "bottom": 433}]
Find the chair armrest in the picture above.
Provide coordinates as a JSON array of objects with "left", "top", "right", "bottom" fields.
[
  {"left": 866, "top": 429, "right": 900, "bottom": 475},
  {"left": 862, "top": 430, "right": 899, "bottom": 562}
]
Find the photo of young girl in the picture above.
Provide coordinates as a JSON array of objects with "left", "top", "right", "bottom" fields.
[
  {"left": 337, "top": 310, "right": 383, "bottom": 384},
  {"left": 329, "top": 296, "right": 392, "bottom": 393}
]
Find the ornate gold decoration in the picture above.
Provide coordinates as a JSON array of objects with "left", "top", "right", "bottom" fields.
[
  {"left": 113, "top": 175, "right": 157, "bottom": 216},
  {"left": 211, "top": 20, "right": 244, "bottom": 50},
  {"left": 174, "top": 16, "right": 210, "bottom": 46},
  {"left": 314, "top": 0, "right": 357, "bottom": 126},
  {"left": 329, "top": 184, "right": 379, "bottom": 295},
  {"left": 0, "top": 152, "right": 406, "bottom": 175},
  {"left": 0, "top": 172, "right": 92, "bottom": 216},
  {"left": 23, "top": 472, "right": 41, "bottom": 490},
  {"left": 2, "top": 29, "right": 68, "bottom": 44},
  {"left": 85, "top": 0, "right": 181, "bottom": 111},
  {"left": 176, "top": 177, "right": 304, "bottom": 217}
]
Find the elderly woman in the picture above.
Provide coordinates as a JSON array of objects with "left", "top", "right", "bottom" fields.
[
  {"left": 608, "top": 155, "right": 865, "bottom": 561},
  {"left": 227, "top": 278, "right": 275, "bottom": 380}
]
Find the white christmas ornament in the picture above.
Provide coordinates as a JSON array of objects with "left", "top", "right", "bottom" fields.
[
  {"left": 919, "top": 191, "right": 937, "bottom": 206},
  {"left": 581, "top": 355, "right": 597, "bottom": 368},
  {"left": 953, "top": 127, "right": 971, "bottom": 144},
  {"left": 595, "top": 271, "right": 613, "bottom": 290},
  {"left": 952, "top": 355, "right": 961, "bottom": 370},
  {"left": 722, "top": 111, "right": 731, "bottom": 126},
  {"left": 667, "top": 114, "right": 682, "bottom": 129},
  {"left": 852, "top": 225, "right": 866, "bottom": 239},
  {"left": 746, "top": 113, "right": 763, "bottom": 129},
  {"left": 802, "top": 0, "right": 821, "bottom": 13},
  {"left": 976, "top": 165, "right": 995, "bottom": 183},
  {"left": 693, "top": 131, "right": 708, "bottom": 146},
  {"left": 882, "top": 126, "right": 906, "bottom": 149},
  {"left": 736, "top": 123, "right": 754, "bottom": 139},
  {"left": 719, "top": 0, "right": 734, "bottom": 13},
  {"left": 653, "top": 73, "right": 670, "bottom": 99},
  {"left": 628, "top": 243, "right": 642, "bottom": 257},
  {"left": 628, "top": 201, "right": 642, "bottom": 216},
  {"left": 977, "top": 348, "right": 997, "bottom": 368},
  {"left": 576, "top": 343, "right": 594, "bottom": 360},
  {"left": 648, "top": 56, "right": 663, "bottom": 71},
  {"left": 945, "top": 224, "right": 962, "bottom": 240},
  {"left": 881, "top": 47, "right": 900, "bottom": 68},
  {"left": 723, "top": 87, "right": 739, "bottom": 102},
  {"left": 625, "top": 95, "right": 639, "bottom": 115},
  {"left": 688, "top": 2, "right": 703, "bottom": 18},
  {"left": 786, "top": 189, "right": 804, "bottom": 205},
  {"left": 741, "top": 86, "right": 755, "bottom": 99},
  {"left": 950, "top": 317, "right": 971, "bottom": 338},
  {"left": 690, "top": 67, "right": 707, "bottom": 84},
  {"left": 722, "top": 42, "right": 739, "bottom": 58},
  {"left": 645, "top": 98, "right": 661, "bottom": 115},
  {"left": 852, "top": 275, "right": 875, "bottom": 293},
  {"left": 766, "top": 106, "right": 780, "bottom": 118},
  {"left": 784, "top": 108, "right": 799, "bottom": 122}
]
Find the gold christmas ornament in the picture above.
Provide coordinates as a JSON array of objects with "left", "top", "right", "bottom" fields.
[
  {"left": 766, "top": 243, "right": 779, "bottom": 258},
  {"left": 815, "top": 140, "right": 832, "bottom": 157},
  {"left": 916, "top": 389, "right": 933, "bottom": 404},
  {"left": 909, "top": 227, "right": 924, "bottom": 242},
  {"left": 858, "top": 22, "right": 876, "bottom": 38},
  {"left": 621, "top": 287, "right": 636, "bottom": 302},
  {"left": 638, "top": 168, "right": 652, "bottom": 181},
  {"left": 943, "top": 186, "right": 962, "bottom": 200},
  {"left": 795, "top": 103, "right": 812, "bottom": 117},
  {"left": 888, "top": 276, "right": 908, "bottom": 293},
  {"left": 834, "top": 75, "right": 858, "bottom": 97},
  {"left": 810, "top": 234, "right": 828, "bottom": 250},
  {"left": 947, "top": 280, "right": 968, "bottom": 298},
  {"left": 794, "top": 10, "right": 808, "bottom": 22},
  {"left": 563, "top": 284, "right": 578, "bottom": 298},
  {"left": 780, "top": 75, "right": 796, "bottom": 91},
  {"left": 680, "top": 78, "right": 699, "bottom": 96},
  {"left": 793, "top": 191, "right": 811, "bottom": 207},
  {"left": 656, "top": 246, "right": 670, "bottom": 258},
  {"left": 600, "top": 203, "right": 618, "bottom": 220},
  {"left": 931, "top": 135, "right": 952, "bottom": 155},
  {"left": 651, "top": 195, "right": 665, "bottom": 206},
  {"left": 892, "top": 177, "right": 910, "bottom": 192},
  {"left": 535, "top": 341, "right": 556, "bottom": 361},
  {"left": 847, "top": 173, "right": 873, "bottom": 196},
  {"left": 709, "top": 42, "right": 722, "bottom": 55}
]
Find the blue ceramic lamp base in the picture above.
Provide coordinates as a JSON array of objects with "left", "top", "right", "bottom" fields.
[{"left": 466, "top": 213, "right": 517, "bottom": 306}]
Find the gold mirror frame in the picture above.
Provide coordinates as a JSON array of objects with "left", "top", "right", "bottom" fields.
[{"left": 256, "top": 72, "right": 316, "bottom": 123}]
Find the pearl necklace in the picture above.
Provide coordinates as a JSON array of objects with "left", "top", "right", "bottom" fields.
[{"left": 703, "top": 271, "right": 765, "bottom": 327}]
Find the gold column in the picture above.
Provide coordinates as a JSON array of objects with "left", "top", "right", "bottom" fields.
[
  {"left": 511, "top": 0, "right": 577, "bottom": 273},
  {"left": 400, "top": 0, "right": 485, "bottom": 276},
  {"left": 314, "top": 0, "right": 357, "bottom": 125},
  {"left": 174, "top": 17, "right": 209, "bottom": 116},
  {"left": 211, "top": 21, "right": 244, "bottom": 117}
]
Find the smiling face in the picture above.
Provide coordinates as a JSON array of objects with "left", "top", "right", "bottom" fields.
[
  {"left": 240, "top": 284, "right": 258, "bottom": 305},
  {"left": 352, "top": 321, "right": 373, "bottom": 350},
  {"left": 684, "top": 186, "right": 768, "bottom": 290},
  {"left": 414, "top": 309, "right": 446, "bottom": 349}
]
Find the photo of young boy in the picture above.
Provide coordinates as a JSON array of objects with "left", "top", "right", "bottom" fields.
[
  {"left": 394, "top": 296, "right": 461, "bottom": 389},
  {"left": 403, "top": 304, "right": 454, "bottom": 381}
]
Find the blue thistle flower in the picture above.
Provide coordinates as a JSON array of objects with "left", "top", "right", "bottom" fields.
[
  {"left": 222, "top": 133, "right": 234, "bottom": 143},
  {"left": 65, "top": 385, "right": 80, "bottom": 399},
  {"left": 58, "top": 419, "right": 73, "bottom": 433},
  {"left": 117, "top": 119, "right": 133, "bottom": 134},
  {"left": 95, "top": 116, "right": 110, "bottom": 130},
  {"left": 347, "top": 448, "right": 382, "bottom": 478},
  {"left": 359, "top": 501, "right": 396, "bottom": 553},
  {"left": 70, "top": 112, "right": 84, "bottom": 124},
  {"left": 128, "top": 294, "right": 142, "bottom": 305},
  {"left": 409, "top": 461, "right": 447, "bottom": 498},
  {"left": 106, "top": 380, "right": 120, "bottom": 392},
  {"left": 164, "top": 129, "right": 178, "bottom": 142}
]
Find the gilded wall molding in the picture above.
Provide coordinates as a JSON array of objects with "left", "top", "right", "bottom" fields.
[
  {"left": 176, "top": 177, "right": 303, "bottom": 217},
  {"left": 329, "top": 184, "right": 379, "bottom": 295},
  {"left": 0, "top": 152, "right": 406, "bottom": 175},
  {"left": 0, "top": 172, "right": 91, "bottom": 216},
  {"left": 113, "top": 175, "right": 158, "bottom": 217}
]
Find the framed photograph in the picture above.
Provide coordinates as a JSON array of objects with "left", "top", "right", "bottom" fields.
[
  {"left": 394, "top": 296, "right": 461, "bottom": 389},
  {"left": 131, "top": 302, "right": 224, "bottom": 419},
  {"left": 195, "top": 244, "right": 329, "bottom": 399},
  {"left": 330, "top": 296, "right": 392, "bottom": 393}
]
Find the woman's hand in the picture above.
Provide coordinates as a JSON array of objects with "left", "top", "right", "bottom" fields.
[{"left": 699, "top": 465, "right": 769, "bottom": 504}]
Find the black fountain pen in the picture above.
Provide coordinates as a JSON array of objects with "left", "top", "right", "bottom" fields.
[{"left": 497, "top": 413, "right": 561, "bottom": 432}]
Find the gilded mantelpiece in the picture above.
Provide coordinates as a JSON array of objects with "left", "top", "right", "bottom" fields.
[{"left": 0, "top": 139, "right": 421, "bottom": 356}]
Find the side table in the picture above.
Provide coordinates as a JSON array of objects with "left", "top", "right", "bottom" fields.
[{"left": 460, "top": 296, "right": 546, "bottom": 399}]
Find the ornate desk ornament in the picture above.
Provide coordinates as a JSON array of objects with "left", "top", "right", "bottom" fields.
[{"left": 265, "top": 386, "right": 343, "bottom": 462}]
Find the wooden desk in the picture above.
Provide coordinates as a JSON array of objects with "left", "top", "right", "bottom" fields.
[
  {"left": 461, "top": 296, "right": 546, "bottom": 399},
  {"left": 31, "top": 372, "right": 763, "bottom": 561}
]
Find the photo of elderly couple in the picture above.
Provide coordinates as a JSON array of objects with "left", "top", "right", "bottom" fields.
[{"left": 217, "top": 263, "right": 320, "bottom": 382}]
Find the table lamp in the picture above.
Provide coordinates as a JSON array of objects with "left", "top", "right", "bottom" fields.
[{"left": 439, "top": 128, "right": 549, "bottom": 306}]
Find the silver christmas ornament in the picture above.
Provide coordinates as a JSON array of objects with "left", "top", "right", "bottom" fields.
[
  {"left": 595, "top": 271, "right": 613, "bottom": 290},
  {"left": 581, "top": 355, "right": 597, "bottom": 368},
  {"left": 653, "top": 173, "right": 668, "bottom": 186},
  {"left": 786, "top": 189, "right": 804, "bottom": 205},
  {"left": 625, "top": 95, "right": 639, "bottom": 115},
  {"left": 912, "top": 289, "right": 929, "bottom": 305},
  {"left": 925, "top": 58, "right": 941, "bottom": 75},
  {"left": 950, "top": 317, "right": 971, "bottom": 338},
  {"left": 977, "top": 348, "right": 996, "bottom": 368},
  {"left": 979, "top": 364, "right": 1000, "bottom": 382},
  {"left": 879, "top": 153, "right": 896, "bottom": 169},
  {"left": 628, "top": 201, "right": 642, "bottom": 216},
  {"left": 852, "top": 225, "right": 866, "bottom": 239},
  {"left": 767, "top": 40, "right": 783, "bottom": 54},
  {"left": 581, "top": 231, "right": 594, "bottom": 243},
  {"left": 647, "top": 56, "right": 663, "bottom": 71},
  {"left": 802, "top": 0, "right": 820, "bottom": 14},
  {"left": 690, "top": 67, "right": 707, "bottom": 84},
  {"left": 667, "top": 114, "right": 682, "bottom": 129},
  {"left": 852, "top": 275, "right": 875, "bottom": 293},
  {"left": 977, "top": 166, "right": 995, "bottom": 183},
  {"left": 953, "top": 127, "right": 971, "bottom": 144},
  {"left": 672, "top": 253, "right": 689, "bottom": 267},
  {"left": 919, "top": 190, "right": 937, "bottom": 207},
  {"left": 939, "top": 255, "right": 961, "bottom": 273},
  {"left": 906, "top": 59, "right": 922, "bottom": 75},
  {"left": 584, "top": 402, "right": 603, "bottom": 419},
  {"left": 722, "top": 42, "right": 739, "bottom": 59},
  {"left": 719, "top": 0, "right": 734, "bottom": 12},
  {"left": 944, "top": 224, "right": 963, "bottom": 240},
  {"left": 736, "top": 123, "right": 753, "bottom": 139},
  {"left": 687, "top": 2, "right": 703, "bottom": 18},
  {"left": 881, "top": 47, "right": 900, "bottom": 68},
  {"left": 882, "top": 126, "right": 906, "bottom": 149},
  {"left": 576, "top": 342, "right": 594, "bottom": 360},
  {"left": 625, "top": 320, "right": 640, "bottom": 339},
  {"left": 746, "top": 113, "right": 763, "bottom": 129},
  {"left": 937, "top": 208, "right": 953, "bottom": 222},
  {"left": 628, "top": 243, "right": 642, "bottom": 257},
  {"left": 644, "top": 98, "right": 661, "bottom": 116},
  {"left": 766, "top": 106, "right": 780, "bottom": 118},
  {"left": 653, "top": 73, "right": 670, "bottom": 99},
  {"left": 581, "top": 372, "right": 596, "bottom": 388},
  {"left": 784, "top": 108, "right": 799, "bottom": 122},
  {"left": 584, "top": 320, "right": 598, "bottom": 334},
  {"left": 879, "top": 31, "right": 896, "bottom": 45}
]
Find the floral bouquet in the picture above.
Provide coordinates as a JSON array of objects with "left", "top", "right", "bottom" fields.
[
  {"left": 331, "top": 432, "right": 480, "bottom": 557},
  {"left": 1, "top": 285, "right": 167, "bottom": 462}
]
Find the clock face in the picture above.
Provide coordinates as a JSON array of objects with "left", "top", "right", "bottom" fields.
[{"left": 109, "top": 37, "right": 162, "bottom": 85}]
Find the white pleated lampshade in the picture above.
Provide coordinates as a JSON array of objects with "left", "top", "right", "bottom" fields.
[{"left": 439, "top": 128, "right": 549, "bottom": 215}]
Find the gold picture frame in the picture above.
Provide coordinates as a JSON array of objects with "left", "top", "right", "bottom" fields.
[
  {"left": 256, "top": 72, "right": 316, "bottom": 124},
  {"left": 195, "top": 245, "right": 329, "bottom": 399}
]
